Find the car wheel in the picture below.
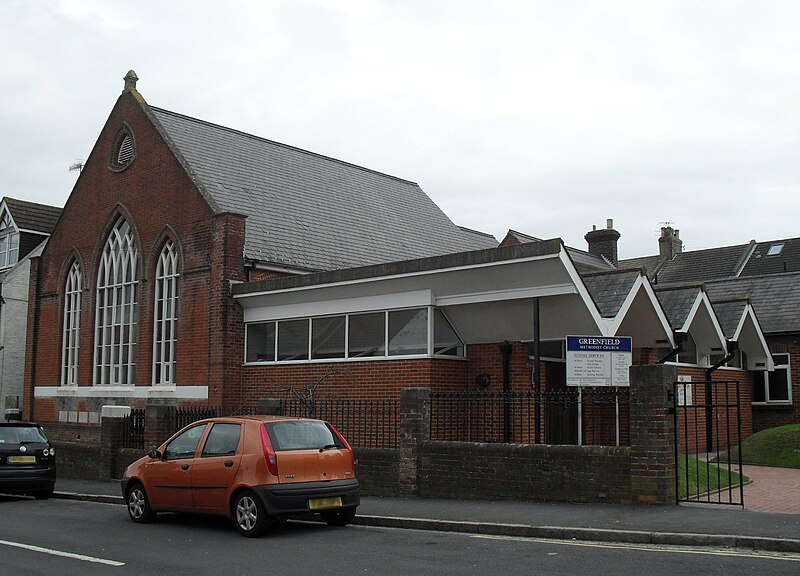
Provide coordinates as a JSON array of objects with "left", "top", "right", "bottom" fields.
[
  {"left": 33, "top": 490, "right": 53, "bottom": 500},
  {"left": 126, "top": 483, "right": 156, "bottom": 523},
  {"left": 321, "top": 507, "right": 356, "bottom": 527},
  {"left": 233, "top": 491, "right": 268, "bottom": 537}
]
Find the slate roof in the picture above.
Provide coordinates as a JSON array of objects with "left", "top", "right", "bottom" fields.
[
  {"left": 653, "top": 285, "right": 703, "bottom": 331},
  {"left": 710, "top": 298, "right": 748, "bottom": 340},
  {"left": 150, "top": 107, "right": 495, "bottom": 272},
  {"left": 619, "top": 244, "right": 751, "bottom": 284},
  {"left": 502, "top": 229, "right": 612, "bottom": 274},
  {"left": 740, "top": 238, "right": 800, "bottom": 277},
  {"left": 704, "top": 273, "right": 800, "bottom": 335},
  {"left": 3, "top": 197, "right": 62, "bottom": 234},
  {"left": 580, "top": 269, "right": 640, "bottom": 318}
]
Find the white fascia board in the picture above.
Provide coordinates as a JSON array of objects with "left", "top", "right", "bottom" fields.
[
  {"left": 243, "top": 290, "right": 434, "bottom": 323},
  {"left": 608, "top": 275, "right": 675, "bottom": 347},
  {"left": 558, "top": 249, "right": 607, "bottom": 335},
  {"left": 435, "top": 283, "right": 575, "bottom": 307},
  {"left": 736, "top": 304, "right": 774, "bottom": 371},
  {"left": 686, "top": 291, "right": 727, "bottom": 351},
  {"left": 235, "top": 251, "right": 562, "bottom": 302},
  {"left": 16, "top": 228, "right": 50, "bottom": 236}
]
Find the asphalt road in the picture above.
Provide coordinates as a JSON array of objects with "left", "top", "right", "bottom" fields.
[{"left": 1, "top": 496, "right": 798, "bottom": 576}]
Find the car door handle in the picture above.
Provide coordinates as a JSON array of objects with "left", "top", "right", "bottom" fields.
[
  {"left": 181, "top": 464, "right": 190, "bottom": 471},
  {"left": 224, "top": 461, "right": 234, "bottom": 468}
]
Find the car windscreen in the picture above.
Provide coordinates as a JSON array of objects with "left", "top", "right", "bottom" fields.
[
  {"left": 266, "top": 421, "right": 342, "bottom": 451},
  {"left": 0, "top": 426, "right": 49, "bottom": 444}
]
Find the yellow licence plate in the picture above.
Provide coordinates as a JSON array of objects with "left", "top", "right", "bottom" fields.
[
  {"left": 7, "top": 455, "right": 36, "bottom": 464},
  {"left": 308, "top": 497, "right": 342, "bottom": 510}
]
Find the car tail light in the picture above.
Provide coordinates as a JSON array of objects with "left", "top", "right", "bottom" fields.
[
  {"left": 259, "top": 424, "right": 279, "bottom": 477},
  {"left": 329, "top": 423, "right": 355, "bottom": 470}
]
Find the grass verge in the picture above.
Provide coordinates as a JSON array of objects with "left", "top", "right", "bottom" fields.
[
  {"left": 677, "top": 455, "right": 749, "bottom": 499},
  {"left": 715, "top": 424, "right": 800, "bottom": 469}
]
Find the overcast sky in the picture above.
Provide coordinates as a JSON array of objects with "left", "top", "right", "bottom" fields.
[{"left": 2, "top": 1, "right": 798, "bottom": 259}]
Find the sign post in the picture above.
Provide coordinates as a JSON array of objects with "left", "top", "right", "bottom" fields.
[{"left": 566, "top": 336, "right": 632, "bottom": 445}]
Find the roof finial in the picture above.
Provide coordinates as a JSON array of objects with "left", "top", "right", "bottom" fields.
[{"left": 123, "top": 70, "right": 139, "bottom": 92}]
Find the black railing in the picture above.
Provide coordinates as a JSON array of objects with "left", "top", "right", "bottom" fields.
[
  {"left": 283, "top": 397, "right": 399, "bottom": 449},
  {"left": 429, "top": 388, "right": 629, "bottom": 446},
  {"left": 174, "top": 406, "right": 219, "bottom": 430},
  {"left": 120, "top": 408, "right": 145, "bottom": 449}
]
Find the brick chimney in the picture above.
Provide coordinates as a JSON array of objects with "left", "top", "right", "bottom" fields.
[
  {"left": 658, "top": 226, "right": 682, "bottom": 261},
  {"left": 585, "top": 218, "right": 620, "bottom": 265}
]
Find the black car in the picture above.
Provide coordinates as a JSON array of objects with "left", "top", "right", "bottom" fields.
[{"left": 0, "top": 421, "right": 56, "bottom": 499}]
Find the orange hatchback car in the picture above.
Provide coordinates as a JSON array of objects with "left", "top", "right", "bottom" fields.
[{"left": 121, "top": 415, "right": 359, "bottom": 537}]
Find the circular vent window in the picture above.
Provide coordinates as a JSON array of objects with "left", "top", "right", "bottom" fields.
[{"left": 109, "top": 124, "right": 136, "bottom": 172}]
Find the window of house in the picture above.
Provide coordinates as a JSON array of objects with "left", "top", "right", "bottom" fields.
[
  {"left": 61, "top": 262, "right": 82, "bottom": 386},
  {"left": 433, "top": 309, "right": 464, "bottom": 356},
  {"left": 153, "top": 241, "right": 178, "bottom": 385},
  {"left": 244, "top": 306, "right": 465, "bottom": 364},
  {"left": 767, "top": 243, "right": 784, "bottom": 256},
  {"left": 311, "top": 316, "right": 346, "bottom": 359},
  {"left": 752, "top": 353, "right": 792, "bottom": 404},
  {"left": 0, "top": 210, "right": 19, "bottom": 269},
  {"left": 246, "top": 322, "right": 276, "bottom": 362},
  {"left": 674, "top": 332, "right": 707, "bottom": 365},
  {"left": 94, "top": 218, "right": 139, "bottom": 385},
  {"left": 278, "top": 319, "right": 310, "bottom": 361},
  {"left": 348, "top": 312, "right": 386, "bottom": 358},
  {"left": 388, "top": 308, "right": 428, "bottom": 356}
]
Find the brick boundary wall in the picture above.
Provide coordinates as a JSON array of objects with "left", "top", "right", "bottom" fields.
[{"left": 53, "top": 363, "right": 679, "bottom": 504}]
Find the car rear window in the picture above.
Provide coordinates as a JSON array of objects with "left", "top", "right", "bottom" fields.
[
  {"left": 0, "top": 426, "right": 48, "bottom": 444},
  {"left": 266, "top": 421, "right": 342, "bottom": 451}
]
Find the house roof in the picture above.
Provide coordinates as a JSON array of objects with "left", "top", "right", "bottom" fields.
[
  {"left": 739, "top": 237, "right": 800, "bottom": 277},
  {"left": 653, "top": 285, "right": 703, "bottom": 331},
  {"left": 581, "top": 269, "right": 640, "bottom": 318},
  {"left": 704, "top": 272, "right": 800, "bottom": 335},
  {"left": 710, "top": 298, "right": 748, "bottom": 340},
  {"left": 2, "top": 197, "right": 62, "bottom": 235},
  {"left": 502, "top": 229, "right": 612, "bottom": 274},
  {"left": 620, "top": 243, "right": 751, "bottom": 284},
  {"left": 149, "top": 107, "right": 497, "bottom": 272}
]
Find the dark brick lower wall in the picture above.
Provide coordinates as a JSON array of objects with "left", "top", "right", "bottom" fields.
[
  {"left": 354, "top": 448, "right": 400, "bottom": 496},
  {"left": 55, "top": 442, "right": 101, "bottom": 480},
  {"left": 418, "top": 441, "right": 632, "bottom": 503}
]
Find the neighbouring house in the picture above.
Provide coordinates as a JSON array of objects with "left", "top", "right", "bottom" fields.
[
  {"left": 620, "top": 227, "right": 800, "bottom": 432},
  {"left": 0, "top": 197, "right": 62, "bottom": 418}
]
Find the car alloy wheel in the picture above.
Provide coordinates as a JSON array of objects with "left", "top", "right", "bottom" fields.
[
  {"left": 127, "top": 484, "right": 156, "bottom": 523},
  {"left": 234, "top": 491, "right": 267, "bottom": 537}
]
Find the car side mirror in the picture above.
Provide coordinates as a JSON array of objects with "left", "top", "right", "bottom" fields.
[{"left": 147, "top": 448, "right": 162, "bottom": 459}]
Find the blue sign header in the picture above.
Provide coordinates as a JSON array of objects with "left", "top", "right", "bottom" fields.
[{"left": 567, "top": 336, "right": 632, "bottom": 353}]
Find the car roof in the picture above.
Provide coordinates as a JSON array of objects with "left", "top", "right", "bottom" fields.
[
  {"left": 0, "top": 420, "right": 43, "bottom": 427},
  {"left": 191, "top": 415, "right": 326, "bottom": 425}
]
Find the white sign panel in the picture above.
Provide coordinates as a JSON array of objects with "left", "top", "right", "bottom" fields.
[{"left": 566, "top": 336, "right": 632, "bottom": 387}]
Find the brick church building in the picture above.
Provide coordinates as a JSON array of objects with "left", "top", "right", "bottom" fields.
[{"left": 25, "top": 72, "right": 773, "bottom": 451}]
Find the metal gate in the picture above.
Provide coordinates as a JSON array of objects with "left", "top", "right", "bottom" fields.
[{"left": 672, "top": 380, "right": 744, "bottom": 507}]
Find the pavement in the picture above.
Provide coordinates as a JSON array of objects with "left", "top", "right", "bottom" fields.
[{"left": 54, "top": 464, "right": 800, "bottom": 554}]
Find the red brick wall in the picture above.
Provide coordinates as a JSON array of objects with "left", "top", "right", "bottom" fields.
[{"left": 26, "top": 90, "right": 245, "bottom": 421}]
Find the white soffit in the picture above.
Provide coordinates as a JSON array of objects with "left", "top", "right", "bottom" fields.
[
  {"left": 735, "top": 305, "right": 774, "bottom": 371},
  {"left": 685, "top": 292, "right": 727, "bottom": 354},
  {"left": 612, "top": 277, "right": 675, "bottom": 348}
]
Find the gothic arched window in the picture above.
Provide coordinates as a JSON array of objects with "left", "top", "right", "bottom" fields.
[
  {"left": 152, "top": 240, "right": 178, "bottom": 385},
  {"left": 61, "top": 261, "right": 82, "bottom": 386},
  {"left": 94, "top": 218, "right": 139, "bottom": 385}
]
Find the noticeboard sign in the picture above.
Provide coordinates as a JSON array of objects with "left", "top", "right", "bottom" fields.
[{"left": 566, "top": 336, "right": 632, "bottom": 387}]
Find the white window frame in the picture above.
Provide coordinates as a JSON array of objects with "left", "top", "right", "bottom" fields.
[
  {"left": 243, "top": 306, "right": 466, "bottom": 365},
  {"left": 752, "top": 353, "right": 792, "bottom": 405},
  {"left": 94, "top": 218, "right": 139, "bottom": 385},
  {"left": 61, "top": 262, "right": 82, "bottom": 386},
  {"left": 0, "top": 209, "right": 19, "bottom": 270},
  {"left": 152, "top": 240, "right": 178, "bottom": 385}
]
